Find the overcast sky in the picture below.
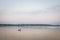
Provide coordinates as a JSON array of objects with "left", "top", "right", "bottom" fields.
[{"left": 0, "top": 0, "right": 60, "bottom": 24}]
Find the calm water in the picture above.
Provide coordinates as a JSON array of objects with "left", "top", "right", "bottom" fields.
[{"left": 0, "top": 26, "right": 60, "bottom": 40}]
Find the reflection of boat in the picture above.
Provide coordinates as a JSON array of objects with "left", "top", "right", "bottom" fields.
[{"left": 18, "top": 28, "right": 21, "bottom": 32}]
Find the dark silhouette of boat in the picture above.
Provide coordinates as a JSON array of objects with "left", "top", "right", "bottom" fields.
[{"left": 18, "top": 28, "right": 21, "bottom": 32}]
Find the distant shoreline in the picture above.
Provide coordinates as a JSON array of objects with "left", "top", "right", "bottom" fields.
[{"left": 0, "top": 24, "right": 60, "bottom": 26}]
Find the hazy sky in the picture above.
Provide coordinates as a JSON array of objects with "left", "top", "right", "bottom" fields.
[{"left": 0, "top": 0, "right": 60, "bottom": 24}]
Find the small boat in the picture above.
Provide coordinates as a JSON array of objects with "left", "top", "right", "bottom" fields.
[{"left": 18, "top": 28, "right": 21, "bottom": 32}]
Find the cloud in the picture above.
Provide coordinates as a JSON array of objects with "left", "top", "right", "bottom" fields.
[
  {"left": 0, "top": 5, "right": 60, "bottom": 24},
  {"left": 46, "top": 5, "right": 60, "bottom": 13}
]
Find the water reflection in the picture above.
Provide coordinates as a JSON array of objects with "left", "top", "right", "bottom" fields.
[{"left": 18, "top": 26, "right": 60, "bottom": 30}]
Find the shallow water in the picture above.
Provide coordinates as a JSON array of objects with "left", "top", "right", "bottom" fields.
[{"left": 0, "top": 26, "right": 60, "bottom": 40}]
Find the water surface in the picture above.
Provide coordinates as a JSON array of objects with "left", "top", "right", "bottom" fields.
[{"left": 0, "top": 26, "right": 60, "bottom": 40}]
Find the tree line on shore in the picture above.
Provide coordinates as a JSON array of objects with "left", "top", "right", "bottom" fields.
[{"left": 0, "top": 24, "right": 60, "bottom": 26}]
